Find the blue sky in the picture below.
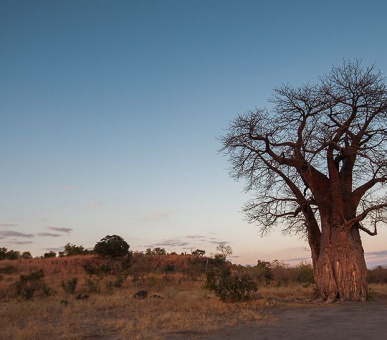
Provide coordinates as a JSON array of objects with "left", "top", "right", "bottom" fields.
[{"left": 1, "top": 0, "right": 387, "bottom": 266}]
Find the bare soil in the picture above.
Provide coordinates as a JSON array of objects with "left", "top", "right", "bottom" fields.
[{"left": 170, "top": 299, "right": 387, "bottom": 340}]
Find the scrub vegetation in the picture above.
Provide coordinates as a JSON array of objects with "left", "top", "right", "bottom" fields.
[{"left": 1, "top": 241, "right": 386, "bottom": 339}]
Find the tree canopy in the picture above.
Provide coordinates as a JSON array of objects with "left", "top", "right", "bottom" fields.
[
  {"left": 94, "top": 235, "right": 130, "bottom": 259},
  {"left": 60, "top": 243, "right": 89, "bottom": 257}
]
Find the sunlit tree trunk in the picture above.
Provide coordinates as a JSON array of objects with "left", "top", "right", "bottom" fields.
[{"left": 313, "top": 227, "right": 367, "bottom": 301}]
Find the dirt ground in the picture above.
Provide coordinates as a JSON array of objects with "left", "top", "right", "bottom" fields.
[{"left": 170, "top": 300, "right": 387, "bottom": 340}]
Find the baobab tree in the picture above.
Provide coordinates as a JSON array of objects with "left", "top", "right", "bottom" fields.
[{"left": 220, "top": 60, "right": 387, "bottom": 301}]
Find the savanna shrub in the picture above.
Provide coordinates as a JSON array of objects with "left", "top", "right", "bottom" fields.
[
  {"left": 270, "top": 260, "right": 293, "bottom": 286},
  {"left": 205, "top": 267, "right": 257, "bottom": 302},
  {"left": 368, "top": 265, "right": 387, "bottom": 283},
  {"left": 61, "top": 278, "right": 78, "bottom": 294},
  {"left": 14, "top": 269, "right": 52, "bottom": 300},
  {"left": 293, "top": 263, "right": 314, "bottom": 284},
  {"left": 246, "top": 261, "right": 272, "bottom": 285}
]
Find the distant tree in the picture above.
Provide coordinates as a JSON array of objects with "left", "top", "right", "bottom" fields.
[
  {"left": 21, "top": 251, "right": 33, "bottom": 259},
  {"left": 43, "top": 251, "right": 56, "bottom": 258},
  {"left": 6, "top": 249, "right": 21, "bottom": 260},
  {"left": 216, "top": 244, "right": 233, "bottom": 261},
  {"left": 192, "top": 249, "right": 206, "bottom": 256},
  {"left": 0, "top": 247, "right": 7, "bottom": 260},
  {"left": 145, "top": 247, "right": 167, "bottom": 255},
  {"left": 60, "top": 243, "right": 88, "bottom": 257},
  {"left": 220, "top": 60, "right": 387, "bottom": 301},
  {"left": 152, "top": 247, "right": 167, "bottom": 255},
  {"left": 94, "top": 235, "right": 129, "bottom": 259}
]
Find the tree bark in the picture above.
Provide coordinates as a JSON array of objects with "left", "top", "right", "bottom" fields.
[{"left": 314, "top": 228, "right": 368, "bottom": 302}]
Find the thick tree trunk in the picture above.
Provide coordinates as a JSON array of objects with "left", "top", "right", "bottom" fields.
[{"left": 314, "top": 228, "right": 368, "bottom": 302}]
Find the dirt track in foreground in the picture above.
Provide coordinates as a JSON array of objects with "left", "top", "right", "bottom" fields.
[{"left": 171, "top": 300, "right": 387, "bottom": 340}]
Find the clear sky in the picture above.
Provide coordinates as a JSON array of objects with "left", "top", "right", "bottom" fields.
[{"left": 1, "top": 0, "right": 387, "bottom": 266}]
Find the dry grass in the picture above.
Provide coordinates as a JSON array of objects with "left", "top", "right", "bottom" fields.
[
  {"left": 0, "top": 256, "right": 271, "bottom": 339},
  {"left": 0, "top": 256, "right": 383, "bottom": 339},
  {"left": 0, "top": 282, "right": 268, "bottom": 339},
  {"left": 369, "top": 283, "right": 387, "bottom": 300}
]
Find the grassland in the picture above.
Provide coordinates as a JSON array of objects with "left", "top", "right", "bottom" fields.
[{"left": 0, "top": 255, "right": 386, "bottom": 340}]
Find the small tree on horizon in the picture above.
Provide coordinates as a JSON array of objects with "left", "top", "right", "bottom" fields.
[
  {"left": 0, "top": 247, "right": 7, "bottom": 260},
  {"left": 192, "top": 249, "right": 206, "bottom": 256},
  {"left": 220, "top": 60, "right": 387, "bottom": 302},
  {"left": 43, "top": 251, "right": 56, "bottom": 258},
  {"left": 6, "top": 249, "right": 21, "bottom": 260},
  {"left": 21, "top": 251, "right": 33, "bottom": 259},
  {"left": 216, "top": 244, "right": 233, "bottom": 262},
  {"left": 94, "top": 235, "right": 130, "bottom": 259},
  {"left": 60, "top": 243, "right": 89, "bottom": 257}
]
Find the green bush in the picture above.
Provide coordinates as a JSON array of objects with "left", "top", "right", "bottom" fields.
[
  {"left": 205, "top": 267, "right": 257, "bottom": 303},
  {"left": 14, "top": 269, "right": 52, "bottom": 300}
]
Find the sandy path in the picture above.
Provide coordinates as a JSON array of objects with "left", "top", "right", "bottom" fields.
[{"left": 170, "top": 301, "right": 387, "bottom": 340}]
